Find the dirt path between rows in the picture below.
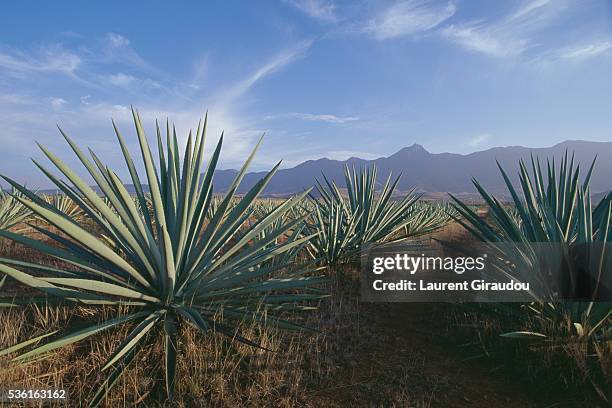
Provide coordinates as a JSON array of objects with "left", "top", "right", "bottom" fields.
[
  {"left": 308, "top": 223, "right": 574, "bottom": 408},
  {"left": 310, "top": 300, "right": 542, "bottom": 407}
]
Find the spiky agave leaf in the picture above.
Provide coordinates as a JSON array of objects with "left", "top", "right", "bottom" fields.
[
  {"left": 0, "top": 109, "right": 326, "bottom": 406},
  {"left": 450, "top": 151, "right": 611, "bottom": 341},
  {"left": 306, "top": 200, "right": 362, "bottom": 266},
  {"left": 248, "top": 199, "right": 312, "bottom": 267}
]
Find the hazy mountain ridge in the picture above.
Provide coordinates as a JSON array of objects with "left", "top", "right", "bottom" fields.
[
  {"left": 32, "top": 140, "right": 611, "bottom": 200},
  {"left": 212, "top": 140, "right": 612, "bottom": 198}
]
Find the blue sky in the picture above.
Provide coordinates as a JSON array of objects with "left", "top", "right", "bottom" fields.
[{"left": 1, "top": 0, "right": 612, "bottom": 187}]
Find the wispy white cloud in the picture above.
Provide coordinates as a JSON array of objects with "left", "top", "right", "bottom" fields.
[
  {"left": 103, "top": 33, "right": 133, "bottom": 56},
  {"left": 0, "top": 33, "right": 161, "bottom": 83},
  {"left": 0, "top": 93, "right": 35, "bottom": 106},
  {"left": 468, "top": 133, "right": 490, "bottom": 147},
  {"left": 440, "top": 23, "right": 525, "bottom": 57},
  {"left": 185, "top": 55, "right": 210, "bottom": 90},
  {"left": 365, "top": 0, "right": 456, "bottom": 40},
  {"left": 0, "top": 44, "right": 81, "bottom": 78},
  {"left": 49, "top": 97, "right": 68, "bottom": 109},
  {"left": 222, "top": 39, "right": 312, "bottom": 102},
  {"left": 284, "top": 0, "right": 337, "bottom": 23},
  {"left": 0, "top": 33, "right": 170, "bottom": 92},
  {"left": 106, "top": 72, "right": 136, "bottom": 87},
  {"left": 191, "top": 42, "right": 314, "bottom": 163},
  {"left": 267, "top": 112, "right": 359, "bottom": 124},
  {"left": 101, "top": 33, "right": 164, "bottom": 77},
  {"left": 292, "top": 112, "right": 359, "bottom": 123},
  {"left": 559, "top": 41, "right": 612, "bottom": 60},
  {"left": 510, "top": 0, "right": 552, "bottom": 20},
  {"left": 529, "top": 38, "right": 612, "bottom": 67},
  {"left": 440, "top": 0, "right": 567, "bottom": 57}
]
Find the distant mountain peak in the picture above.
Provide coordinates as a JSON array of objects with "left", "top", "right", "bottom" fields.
[
  {"left": 393, "top": 143, "right": 428, "bottom": 156},
  {"left": 209, "top": 140, "right": 611, "bottom": 197},
  {"left": 407, "top": 143, "right": 426, "bottom": 151}
]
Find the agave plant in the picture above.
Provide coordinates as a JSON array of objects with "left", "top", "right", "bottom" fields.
[
  {"left": 0, "top": 188, "right": 32, "bottom": 232},
  {"left": 0, "top": 110, "right": 325, "bottom": 406},
  {"left": 450, "top": 152, "right": 611, "bottom": 342},
  {"left": 306, "top": 200, "right": 362, "bottom": 266},
  {"left": 309, "top": 165, "right": 447, "bottom": 265},
  {"left": 42, "top": 193, "right": 85, "bottom": 221}
]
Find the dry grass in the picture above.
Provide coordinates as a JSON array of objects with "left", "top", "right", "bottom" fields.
[
  {"left": 0, "top": 228, "right": 364, "bottom": 407},
  {"left": 0, "top": 305, "right": 321, "bottom": 407},
  {"left": 0, "top": 272, "right": 420, "bottom": 407}
]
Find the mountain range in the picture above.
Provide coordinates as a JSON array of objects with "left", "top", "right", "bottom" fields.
[{"left": 212, "top": 140, "right": 612, "bottom": 199}]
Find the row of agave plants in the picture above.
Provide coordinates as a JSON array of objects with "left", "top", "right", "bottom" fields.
[
  {"left": 0, "top": 111, "right": 450, "bottom": 406},
  {"left": 0, "top": 110, "right": 609, "bottom": 404}
]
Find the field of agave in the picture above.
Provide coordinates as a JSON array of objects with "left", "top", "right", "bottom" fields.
[{"left": 0, "top": 111, "right": 610, "bottom": 406}]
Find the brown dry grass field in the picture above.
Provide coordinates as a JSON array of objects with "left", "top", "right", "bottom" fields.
[{"left": 0, "top": 219, "right": 609, "bottom": 408}]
